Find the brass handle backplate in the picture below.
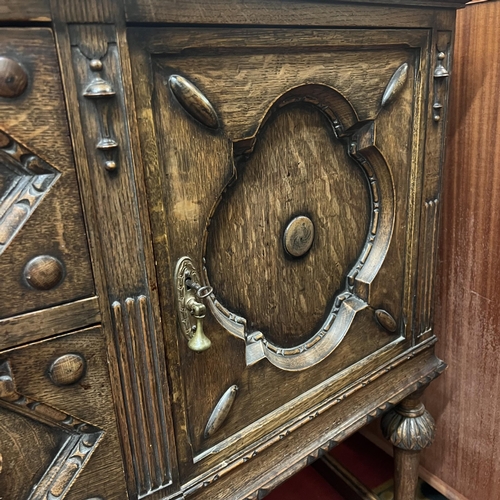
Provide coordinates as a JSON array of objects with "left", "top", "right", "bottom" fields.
[{"left": 174, "top": 256, "right": 213, "bottom": 352}]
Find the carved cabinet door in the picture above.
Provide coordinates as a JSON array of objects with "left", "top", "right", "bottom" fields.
[{"left": 130, "top": 27, "right": 431, "bottom": 484}]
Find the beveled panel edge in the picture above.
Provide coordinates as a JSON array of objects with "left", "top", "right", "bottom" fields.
[
  {"left": 187, "top": 337, "right": 434, "bottom": 482},
  {"left": 238, "top": 358, "right": 446, "bottom": 500},
  {"left": 137, "top": 27, "right": 430, "bottom": 56},
  {"left": 0, "top": 359, "right": 105, "bottom": 500},
  {"left": 0, "top": 296, "right": 100, "bottom": 351}
]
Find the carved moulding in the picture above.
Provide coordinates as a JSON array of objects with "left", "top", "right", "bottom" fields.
[
  {"left": 0, "top": 359, "right": 104, "bottom": 500},
  {"left": 189, "top": 74, "right": 405, "bottom": 371},
  {"left": 111, "top": 295, "right": 173, "bottom": 496},
  {"left": 0, "top": 130, "right": 60, "bottom": 255}
]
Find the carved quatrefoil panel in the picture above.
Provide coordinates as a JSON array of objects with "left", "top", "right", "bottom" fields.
[
  {"left": 170, "top": 64, "right": 408, "bottom": 371},
  {"left": 0, "top": 130, "right": 60, "bottom": 255}
]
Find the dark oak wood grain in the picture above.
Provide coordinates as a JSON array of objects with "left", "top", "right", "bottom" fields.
[
  {"left": 129, "top": 25, "right": 446, "bottom": 496},
  {"left": 50, "top": 7, "right": 180, "bottom": 497},
  {"left": 0, "top": 297, "right": 100, "bottom": 351},
  {"left": 0, "top": 0, "right": 51, "bottom": 21},
  {"left": 125, "top": 0, "right": 464, "bottom": 25},
  {"left": 206, "top": 103, "right": 370, "bottom": 347}
]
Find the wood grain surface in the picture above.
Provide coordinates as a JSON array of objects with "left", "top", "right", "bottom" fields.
[
  {"left": 0, "top": 2, "right": 465, "bottom": 499},
  {"left": 421, "top": 2, "right": 500, "bottom": 499},
  {"left": 0, "top": 297, "right": 100, "bottom": 351},
  {"left": 0, "top": 0, "right": 50, "bottom": 21},
  {"left": 125, "top": 0, "right": 465, "bottom": 24}
]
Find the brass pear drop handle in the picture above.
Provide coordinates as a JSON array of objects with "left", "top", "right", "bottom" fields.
[
  {"left": 175, "top": 257, "right": 214, "bottom": 353},
  {"left": 184, "top": 280, "right": 213, "bottom": 352}
]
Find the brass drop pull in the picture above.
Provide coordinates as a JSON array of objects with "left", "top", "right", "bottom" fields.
[
  {"left": 185, "top": 280, "right": 212, "bottom": 352},
  {"left": 175, "top": 257, "right": 213, "bottom": 352}
]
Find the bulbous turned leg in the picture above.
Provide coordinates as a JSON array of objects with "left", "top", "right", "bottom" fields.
[{"left": 381, "top": 390, "right": 435, "bottom": 500}]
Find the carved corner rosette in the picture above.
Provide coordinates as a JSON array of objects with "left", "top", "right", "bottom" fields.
[
  {"left": 180, "top": 64, "right": 408, "bottom": 372},
  {"left": 381, "top": 399, "right": 435, "bottom": 451},
  {"left": 0, "top": 360, "right": 104, "bottom": 500}
]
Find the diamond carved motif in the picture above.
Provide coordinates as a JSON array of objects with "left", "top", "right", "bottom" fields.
[
  {"left": 0, "top": 130, "right": 60, "bottom": 255},
  {"left": 0, "top": 360, "right": 104, "bottom": 500}
]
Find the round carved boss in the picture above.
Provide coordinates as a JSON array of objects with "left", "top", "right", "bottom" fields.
[
  {"left": 0, "top": 57, "right": 28, "bottom": 98},
  {"left": 48, "top": 353, "right": 86, "bottom": 386},
  {"left": 24, "top": 255, "right": 65, "bottom": 290},
  {"left": 283, "top": 216, "right": 315, "bottom": 257}
]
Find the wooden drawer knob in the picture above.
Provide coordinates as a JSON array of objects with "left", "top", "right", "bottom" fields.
[
  {"left": 0, "top": 57, "right": 27, "bottom": 98},
  {"left": 24, "top": 255, "right": 65, "bottom": 290},
  {"left": 48, "top": 353, "right": 86, "bottom": 386}
]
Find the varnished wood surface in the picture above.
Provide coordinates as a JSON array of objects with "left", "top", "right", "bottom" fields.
[
  {"left": 130, "top": 26, "right": 429, "bottom": 485},
  {"left": 51, "top": 12, "right": 180, "bottom": 498},
  {"left": 125, "top": 0, "right": 463, "bottom": 25},
  {"left": 0, "top": 1, "right": 464, "bottom": 498},
  {"left": 187, "top": 347, "right": 444, "bottom": 500},
  {"left": 421, "top": 2, "right": 500, "bottom": 499},
  {"left": 0, "top": 297, "right": 100, "bottom": 351},
  {"left": 0, "top": 0, "right": 50, "bottom": 21}
]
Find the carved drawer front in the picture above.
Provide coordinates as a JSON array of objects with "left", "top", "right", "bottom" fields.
[
  {"left": 0, "top": 326, "right": 127, "bottom": 500},
  {"left": 130, "top": 27, "right": 431, "bottom": 483},
  {"left": 0, "top": 28, "right": 94, "bottom": 319}
]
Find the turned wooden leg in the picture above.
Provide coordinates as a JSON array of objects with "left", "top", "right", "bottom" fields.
[{"left": 381, "top": 391, "right": 435, "bottom": 500}]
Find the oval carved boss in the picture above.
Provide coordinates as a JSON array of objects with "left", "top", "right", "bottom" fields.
[
  {"left": 375, "top": 308, "right": 397, "bottom": 333},
  {"left": 24, "top": 255, "right": 65, "bottom": 290},
  {"left": 49, "top": 353, "right": 86, "bottom": 386},
  {"left": 204, "top": 385, "right": 238, "bottom": 438},
  {"left": 381, "top": 63, "right": 408, "bottom": 108},
  {"left": 168, "top": 75, "right": 219, "bottom": 130}
]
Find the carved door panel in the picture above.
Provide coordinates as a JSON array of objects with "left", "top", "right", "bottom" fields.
[{"left": 130, "top": 28, "right": 430, "bottom": 482}]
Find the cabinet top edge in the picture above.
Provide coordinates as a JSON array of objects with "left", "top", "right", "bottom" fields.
[{"left": 0, "top": 0, "right": 470, "bottom": 24}]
